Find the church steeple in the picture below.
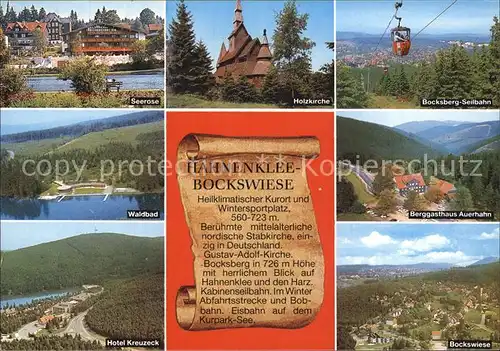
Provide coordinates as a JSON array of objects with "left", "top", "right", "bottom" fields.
[
  {"left": 257, "top": 29, "right": 272, "bottom": 60},
  {"left": 233, "top": 0, "right": 243, "bottom": 30}
]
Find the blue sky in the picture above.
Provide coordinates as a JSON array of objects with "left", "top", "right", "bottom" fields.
[
  {"left": 1, "top": 221, "right": 164, "bottom": 250},
  {"left": 341, "top": 110, "right": 499, "bottom": 127},
  {"left": 3, "top": 1, "right": 164, "bottom": 21},
  {"left": 337, "top": 223, "right": 500, "bottom": 266},
  {"left": 166, "top": 0, "right": 334, "bottom": 71},
  {"left": 337, "top": 0, "right": 498, "bottom": 35}
]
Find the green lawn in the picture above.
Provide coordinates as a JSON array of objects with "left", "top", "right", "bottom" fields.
[
  {"left": 337, "top": 213, "right": 375, "bottom": 221},
  {"left": 344, "top": 172, "right": 376, "bottom": 204},
  {"left": 167, "top": 93, "right": 276, "bottom": 108},
  {"left": 368, "top": 94, "right": 419, "bottom": 109},
  {"left": 470, "top": 326, "right": 493, "bottom": 339},
  {"left": 55, "top": 121, "right": 164, "bottom": 152},
  {"left": 40, "top": 183, "right": 60, "bottom": 196}
]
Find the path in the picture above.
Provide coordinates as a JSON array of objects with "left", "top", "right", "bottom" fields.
[{"left": 58, "top": 310, "right": 106, "bottom": 345}]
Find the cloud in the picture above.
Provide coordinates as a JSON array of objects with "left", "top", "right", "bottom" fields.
[
  {"left": 478, "top": 228, "right": 500, "bottom": 240},
  {"left": 339, "top": 251, "right": 480, "bottom": 266},
  {"left": 397, "top": 249, "right": 415, "bottom": 256},
  {"left": 360, "top": 231, "right": 397, "bottom": 248},
  {"left": 338, "top": 237, "right": 354, "bottom": 245},
  {"left": 400, "top": 234, "right": 450, "bottom": 252}
]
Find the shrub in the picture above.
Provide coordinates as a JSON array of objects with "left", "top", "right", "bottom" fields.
[
  {"left": 59, "top": 57, "right": 107, "bottom": 93},
  {"left": 0, "top": 67, "right": 30, "bottom": 107}
]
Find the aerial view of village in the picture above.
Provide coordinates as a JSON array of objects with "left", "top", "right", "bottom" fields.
[
  {"left": 0, "top": 221, "right": 164, "bottom": 350},
  {"left": 337, "top": 223, "right": 500, "bottom": 351},
  {"left": 336, "top": 110, "right": 500, "bottom": 221},
  {"left": 335, "top": 0, "right": 499, "bottom": 108},
  {"left": 0, "top": 109, "right": 165, "bottom": 220},
  {"left": 166, "top": 0, "right": 333, "bottom": 108},
  {"left": 0, "top": 0, "right": 165, "bottom": 108}
]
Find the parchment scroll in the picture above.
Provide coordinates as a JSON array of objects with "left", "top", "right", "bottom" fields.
[{"left": 175, "top": 134, "right": 324, "bottom": 331}]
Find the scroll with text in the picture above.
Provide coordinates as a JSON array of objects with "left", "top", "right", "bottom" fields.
[{"left": 175, "top": 134, "right": 325, "bottom": 331}]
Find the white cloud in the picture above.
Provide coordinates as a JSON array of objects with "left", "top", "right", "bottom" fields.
[
  {"left": 423, "top": 251, "right": 480, "bottom": 265},
  {"left": 397, "top": 249, "right": 415, "bottom": 256},
  {"left": 339, "top": 251, "right": 480, "bottom": 266},
  {"left": 478, "top": 228, "right": 500, "bottom": 240},
  {"left": 400, "top": 234, "right": 450, "bottom": 252},
  {"left": 360, "top": 231, "right": 398, "bottom": 248}
]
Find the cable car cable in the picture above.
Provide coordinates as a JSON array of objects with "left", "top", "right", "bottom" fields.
[
  {"left": 413, "top": 0, "right": 459, "bottom": 39},
  {"left": 375, "top": 1, "right": 402, "bottom": 52}
]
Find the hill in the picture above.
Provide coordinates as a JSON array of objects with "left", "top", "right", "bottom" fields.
[
  {"left": 469, "top": 257, "right": 500, "bottom": 266},
  {"left": 468, "top": 135, "right": 500, "bottom": 154},
  {"left": 0, "top": 111, "right": 164, "bottom": 144},
  {"left": 421, "top": 262, "right": 500, "bottom": 284},
  {"left": 0, "top": 233, "right": 164, "bottom": 296},
  {"left": 337, "top": 116, "right": 442, "bottom": 162},
  {"left": 416, "top": 120, "right": 500, "bottom": 154}
]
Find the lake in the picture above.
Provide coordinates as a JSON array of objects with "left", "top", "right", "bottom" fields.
[
  {"left": 27, "top": 71, "right": 164, "bottom": 92},
  {"left": 0, "top": 194, "right": 164, "bottom": 220},
  {"left": 1, "top": 288, "right": 77, "bottom": 309}
]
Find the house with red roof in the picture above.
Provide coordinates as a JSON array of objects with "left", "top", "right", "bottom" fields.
[
  {"left": 214, "top": 0, "right": 273, "bottom": 87},
  {"left": 394, "top": 173, "right": 427, "bottom": 196},
  {"left": 5, "top": 21, "right": 48, "bottom": 54},
  {"left": 430, "top": 177, "right": 457, "bottom": 197}
]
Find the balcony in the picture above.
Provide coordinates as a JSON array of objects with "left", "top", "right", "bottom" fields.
[
  {"left": 81, "top": 37, "right": 136, "bottom": 43},
  {"left": 75, "top": 47, "right": 133, "bottom": 53}
]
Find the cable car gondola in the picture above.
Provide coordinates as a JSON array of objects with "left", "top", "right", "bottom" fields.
[{"left": 390, "top": 1, "right": 411, "bottom": 56}]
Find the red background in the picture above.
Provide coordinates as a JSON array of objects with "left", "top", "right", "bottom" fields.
[{"left": 166, "top": 111, "right": 335, "bottom": 350}]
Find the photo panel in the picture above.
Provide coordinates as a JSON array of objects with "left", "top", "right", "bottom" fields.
[
  {"left": 336, "top": 110, "right": 499, "bottom": 222},
  {"left": 0, "top": 109, "right": 165, "bottom": 220},
  {"left": 1, "top": 0, "right": 165, "bottom": 108},
  {"left": 166, "top": 0, "right": 334, "bottom": 108},
  {"left": 0, "top": 221, "right": 165, "bottom": 350}
]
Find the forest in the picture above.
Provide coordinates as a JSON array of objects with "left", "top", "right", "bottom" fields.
[
  {"left": 167, "top": 0, "right": 333, "bottom": 107},
  {"left": 0, "top": 233, "right": 164, "bottom": 296},
  {"left": 85, "top": 274, "right": 164, "bottom": 347},
  {"left": 1, "top": 111, "right": 164, "bottom": 144},
  {"left": 337, "top": 17, "right": 500, "bottom": 108},
  {"left": 0, "top": 126, "right": 165, "bottom": 197}
]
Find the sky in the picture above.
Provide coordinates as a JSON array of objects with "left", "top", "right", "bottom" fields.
[
  {"left": 337, "top": 223, "right": 500, "bottom": 266},
  {"left": 0, "top": 109, "right": 141, "bottom": 134},
  {"left": 3, "top": 1, "right": 165, "bottom": 21},
  {"left": 0, "top": 221, "right": 164, "bottom": 250},
  {"left": 341, "top": 110, "right": 499, "bottom": 127},
  {"left": 166, "top": 0, "right": 334, "bottom": 71},
  {"left": 337, "top": 0, "right": 498, "bottom": 35}
]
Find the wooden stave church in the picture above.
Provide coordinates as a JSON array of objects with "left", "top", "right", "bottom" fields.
[{"left": 214, "top": 0, "right": 273, "bottom": 88}]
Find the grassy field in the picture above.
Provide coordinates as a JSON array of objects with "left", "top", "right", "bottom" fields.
[
  {"left": 40, "top": 183, "right": 59, "bottom": 196},
  {"left": 54, "top": 121, "right": 164, "bottom": 152},
  {"left": 337, "top": 213, "right": 374, "bottom": 221},
  {"left": 344, "top": 172, "right": 376, "bottom": 204},
  {"left": 72, "top": 187, "right": 105, "bottom": 195},
  {"left": 2, "top": 137, "right": 72, "bottom": 157},
  {"left": 470, "top": 325, "right": 493, "bottom": 339},
  {"left": 167, "top": 93, "right": 276, "bottom": 108}
]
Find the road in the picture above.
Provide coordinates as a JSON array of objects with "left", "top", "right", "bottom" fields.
[
  {"left": 58, "top": 310, "right": 106, "bottom": 345},
  {"left": 341, "top": 161, "right": 375, "bottom": 193}
]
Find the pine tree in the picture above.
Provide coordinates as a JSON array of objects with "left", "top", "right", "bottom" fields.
[
  {"left": 38, "top": 7, "right": 46, "bottom": 21},
  {"left": 404, "top": 191, "right": 427, "bottom": 211},
  {"left": 372, "top": 165, "right": 394, "bottom": 196},
  {"left": 337, "top": 177, "right": 357, "bottom": 213},
  {"left": 0, "top": 6, "right": 5, "bottom": 29},
  {"left": 336, "top": 61, "right": 368, "bottom": 108},
  {"left": 0, "top": 28, "right": 8, "bottom": 68},
  {"left": 413, "top": 61, "right": 438, "bottom": 102},
  {"left": 167, "top": 0, "right": 198, "bottom": 94},
  {"left": 272, "top": 0, "right": 315, "bottom": 102},
  {"left": 19, "top": 7, "right": 31, "bottom": 22},
  {"left": 435, "top": 45, "right": 474, "bottom": 99},
  {"left": 488, "top": 16, "right": 500, "bottom": 106},
  {"left": 394, "top": 66, "right": 410, "bottom": 98},
  {"left": 233, "top": 76, "right": 259, "bottom": 103},
  {"left": 191, "top": 40, "right": 214, "bottom": 96},
  {"left": 30, "top": 5, "right": 38, "bottom": 22},
  {"left": 375, "top": 189, "right": 398, "bottom": 216},
  {"left": 450, "top": 186, "right": 474, "bottom": 211}
]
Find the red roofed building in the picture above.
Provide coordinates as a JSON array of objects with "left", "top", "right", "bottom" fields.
[
  {"left": 214, "top": 0, "right": 273, "bottom": 87},
  {"left": 394, "top": 173, "right": 427, "bottom": 196},
  {"left": 430, "top": 177, "right": 457, "bottom": 197},
  {"left": 5, "top": 21, "right": 48, "bottom": 54}
]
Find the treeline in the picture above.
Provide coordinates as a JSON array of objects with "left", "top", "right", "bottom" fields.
[
  {"left": 0, "top": 335, "right": 103, "bottom": 350},
  {"left": 85, "top": 274, "right": 164, "bottom": 347},
  {"left": 1, "top": 111, "right": 164, "bottom": 143},
  {"left": 337, "top": 16, "right": 500, "bottom": 108},
  {"left": 0, "top": 234, "right": 164, "bottom": 296},
  {"left": 1, "top": 131, "right": 165, "bottom": 197},
  {"left": 167, "top": 0, "right": 333, "bottom": 106}
]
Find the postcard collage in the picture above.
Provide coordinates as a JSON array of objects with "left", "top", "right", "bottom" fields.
[{"left": 0, "top": 0, "right": 499, "bottom": 350}]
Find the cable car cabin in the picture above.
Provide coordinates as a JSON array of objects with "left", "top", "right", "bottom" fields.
[{"left": 391, "top": 27, "right": 411, "bottom": 56}]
